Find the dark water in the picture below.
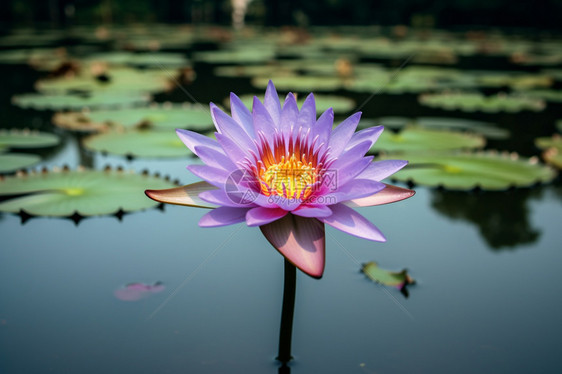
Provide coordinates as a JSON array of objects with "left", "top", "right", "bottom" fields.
[{"left": 1, "top": 34, "right": 562, "bottom": 374}]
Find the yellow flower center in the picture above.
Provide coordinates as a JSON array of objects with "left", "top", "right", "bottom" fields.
[{"left": 259, "top": 154, "right": 318, "bottom": 199}]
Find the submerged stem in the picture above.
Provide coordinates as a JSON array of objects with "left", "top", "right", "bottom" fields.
[{"left": 277, "top": 258, "right": 297, "bottom": 365}]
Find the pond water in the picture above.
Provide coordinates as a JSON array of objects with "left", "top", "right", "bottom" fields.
[{"left": 1, "top": 26, "right": 562, "bottom": 374}]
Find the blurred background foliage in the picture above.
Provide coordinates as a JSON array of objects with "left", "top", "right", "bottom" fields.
[{"left": 1, "top": 0, "right": 562, "bottom": 31}]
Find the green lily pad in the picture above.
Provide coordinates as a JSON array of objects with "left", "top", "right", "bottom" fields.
[
  {"left": 214, "top": 64, "right": 293, "bottom": 78},
  {"left": 535, "top": 135, "right": 562, "bottom": 169},
  {"left": 414, "top": 117, "right": 510, "bottom": 140},
  {"left": 361, "top": 262, "right": 415, "bottom": 289},
  {"left": 371, "top": 127, "right": 485, "bottom": 153},
  {"left": 419, "top": 92, "right": 546, "bottom": 113},
  {"left": 233, "top": 94, "right": 355, "bottom": 114},
  {"left": 252, "top": 75, "right": 343, "bottom": 92},
  {"left": 12, "top": 92, "right": 150, "bottom": 110},
  {"left": 86, "top": 52, "right": 191, "bottom": 68},
  {"left": 35, "top": 66, "right": 171, "bottom": 95},
  {"left": 0, "top": 129, "right": 60, "bottom": 149},
  {"left": 516, "top": 89, "right": 562, "bottom": 103},
  {"left": 0, "top": 167, "right": 177, "bottom": 217},
  {"left": 0, "top": 154, "right": 41, "bottom": 173},
  {"left": 53, "top": 104, "right": 212, "bottom": 133},
  {"left": 194, "top": 48, "right": 275, "bottom": 64},
  {"left": 476, "top": 73, "right": 552, "bottom": 89},
  {"left": 83, "top": 130, "right": 193, "bottom": 158},
  {"left": 380, "top": 151, "right": 556, "bottom": 190}
]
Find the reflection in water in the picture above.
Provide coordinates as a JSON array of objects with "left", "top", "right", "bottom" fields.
[
  {"left": 431, "top": 188, "right": 541, "bottom": 250},
  {"left": 114, "top": 282, "right": 165, "bottom": 301}
]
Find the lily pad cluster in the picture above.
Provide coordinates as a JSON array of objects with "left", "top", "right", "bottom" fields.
[
  {"left": 419, "top": 92, "right": 546, "bottom": 113},
  {"left": 0, "top": 130, "right": 60, "bottom": 173},
  {"left": 0, "top": 166, "right": 177, "bottom": 219}
]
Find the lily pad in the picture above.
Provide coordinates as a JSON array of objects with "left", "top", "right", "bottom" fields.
[
  {"left": 86, "top": 52, "right": 190, "bottom": 69},
  {"left": 0, "top": 129, "right": 60, "bottom": 149},
  {"left": 0, "top": 154, "right": 41, "bottom": 173},
  {"left": 535, "top": 135, "right": 562, "bottom": 169},
  {"left": 361, "top": 261, "right": 415, "bottom": 289},
  {"left": 53, "top": 104, "right": 212, "bottom": 133},
  {"left": 419, "top": 92, "right": 546, "bottom": 113},
  {"left": 476, "top": 73, "right": 552, "bottom": 89},
  {"left": 414, "top": 117, "right": 510, "bottom": 140},
  {"left": 252, "top": 75, "right": 343, "bottom": 92},
  {"left": 12, "top": 92, "right": 150, "bottom": 110},
  {"left": 0, "top": 167, "right": 177, "bottom": 217},
  {"left": 233, "top": 94, "right": 355, "bottom": 114},
  {"left": 83, "top": 130, "right": 193, "bottom": 158},
  {"left": 380, "top": 151, "right": 556, "bottom": 190},
  {"left": 371, "top": 127, "right": 485, "bottom": 153},
  {"left": 194, "top": 48, "right": 275, "bottom": 64},
  {"left": 516, "top": 89, "right": 562, "bottom": 103},
  {"left": 35, "top": 66, "right": 171, "bottom": 95}
]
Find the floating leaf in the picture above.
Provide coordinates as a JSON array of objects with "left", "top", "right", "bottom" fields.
[
  {"left": 414, "top": 117, "right": 510, "bottom": 140},
  {"left": 0, "top": 154, "right": 41, "bottom": 173},
  {"left": 53, "top": 104, "right": 212, "bottom": 133},
  {"left": 361, "top": 261, "right": 415, "bottom": 290},
  {"left": 215, "top": 64, "right": 293, "bottom": 78},
  {"left": 35, "top": 67, "right": 171, "bottom": 95},
  {"left": 419, "top": 92, "right": 546, "bottom": 112},
  {"left": 86, "top": 52, "right": 190, "bottom": 68},
  {"left": 371, "top": 127, "right": 485, "bottom": 153},
  {"left": 12, "top": 92, "right": 150, "bottom": 110},
  {"left": 233, "top": 94, "right": 355, "bottom": 114},
  {"left": 535, "top": 135, "right": 562, "bottom": 169},
  {"left": 380, "top": 151, "right": 556, "bottom": 190},
  {"left": 475, "top": 73, "right": 552, "bottom": 89},
  {"left": 0, "top": 129, "right": 60, "bottom": 149},
  {"left": 83, "top": 130, "right": 193, "bottom": 158},
  {"left": 0, "top": 167, "right": 177, "bottom": 217},
  {"left": 194, "top": 48, "right": 275, "bottom": 64},
  {"left": 114, "top": 282, "right": 165, "bottom": 301},
  {"left": 252, "top": 75, "right": 343, "bottom": 92},
  {"left": 516, "top": 89, "right": 562, "bottom": 103}
]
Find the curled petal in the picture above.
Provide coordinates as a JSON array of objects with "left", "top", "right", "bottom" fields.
[
  {"left": 145, "top": 181, "right": 217, "bottom": 208},
  {"left": 320, "top": 203, "right": 386, "bottom": 242},
  {"left": 260, "top": 214, "right": 325, "bottom": 278},
  {"left": 199, "top": 206, "right": 250, "bottom": 227},
  {"left": 345, "top": 184, "right": 415, "bottom": 207}
]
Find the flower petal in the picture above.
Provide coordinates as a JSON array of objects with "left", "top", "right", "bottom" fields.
[
  {"left": 260, "top": 214, "right": 325, "bottom": 278},
  {"left": 297, "top": 93, "right": 316, "bottom": 130},
  {"left": 344, "top": 125, "right": 384, "bottom": 152},
  {"left": 264, "top": 80, "right": 281, "bottom": 127},
  {"left": 193, "top": 145, "right": 237, "bottom": 171},
  {"left": 328, "top": 179, "right": 386, "bottom": 204},
  {"left": 145, "top": 181, "right": 217, "bottom": 208},
  {"left": 253, "top": 97, "right": 277, "bottom": 138},
  {"left": 215, "top": 132, "right": 250, "bottom": 162},
  {"left": 345, "top": 184, "right": 415, "bottom": 207},
  {"left": 229, "top": 92, "right": 254, "bottom": 136},
  {"left": 315, "top": 108, "right": 334, "bottom": 146},
  {"left": 187, "top": 164, "right": 230, "bottom": 188},
  {"left": 199, "top": 206, "right": 250, "bottom": 227},
  {"left": 279, "top": 93, "right": 299, "bottom": 134},
  {"left": 176, "top": 129, "right": 221, "bottom": 156},
  {"left": 246, "top": 206, "right": 288, "bottom": 226},
  {"left": 292, "top": 204, "right": 332, "bottom": 218},
  {"left": 320, "top": 203, "right": 386, "bottom": 242},
  {"left": 328, "top": 112, "right": 361, "bottom": 157},
  {"left": 356, "top": 159, "right": 408, "bottom": 181},
  {"left": 198, "top": 189, "right": 257, "bottom": 208},
  {"left": 211, "top": 104, "right": 256, "bottom": 152}
]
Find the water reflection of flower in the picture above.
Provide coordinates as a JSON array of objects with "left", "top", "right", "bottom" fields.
[{"left": 145, "top": 81, "right": 414, "bottom": 278}]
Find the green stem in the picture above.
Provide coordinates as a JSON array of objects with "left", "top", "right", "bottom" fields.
[{"left": 277, "top": 258, "right": 297, "bottom": 365}]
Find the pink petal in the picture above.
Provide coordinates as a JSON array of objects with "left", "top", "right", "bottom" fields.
[
  {"left": 193, "top": 145, "right": 237, "bottom": 171},
  {"left": 176, "top": 129, "right": 221, "bottom": 156},
  {"left": 320, "top": 203, "right": 386, "bottom": 242},
  {"left": 328, "top": 179, "right": 385, "bottom": 204},
  {"left": 145, "top": 181, "right": 216, "bottom": 208},
  {"left": 229, "top": 92, "right": 254, "bottom": 136},
  {"left": 199, "top": 206, "right": 250, "bottom": 227},
  {"left": 328, "top": 112, "right": 361, "bottom": 157},
  {"left": 344, "top": 126, "right": 384, "bottom": 152},
  {"left": 260, "top": 214, "right": 326, "bottom": 278},
  {"left": 198, "top": 189, "right": 257, "bottom": 207},
  {"left": 246, "top": 206, "right": 288, "bottom": 226},
  {"left": 215, "top": 132, "right": 249, "bottom": 162},
  {"left": 345, "top": 184, "right": 415, "bottom": 207},
  {"left": 187, "top": 164, "right": 230, "bottom": 188},
  {"left": 263, "top": 80, "right": 281, "bottom": 126}
]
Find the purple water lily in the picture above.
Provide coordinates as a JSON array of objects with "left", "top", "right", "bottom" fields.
[{"left": 145, "top": 81, "right": 414, "bottom": 278}]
